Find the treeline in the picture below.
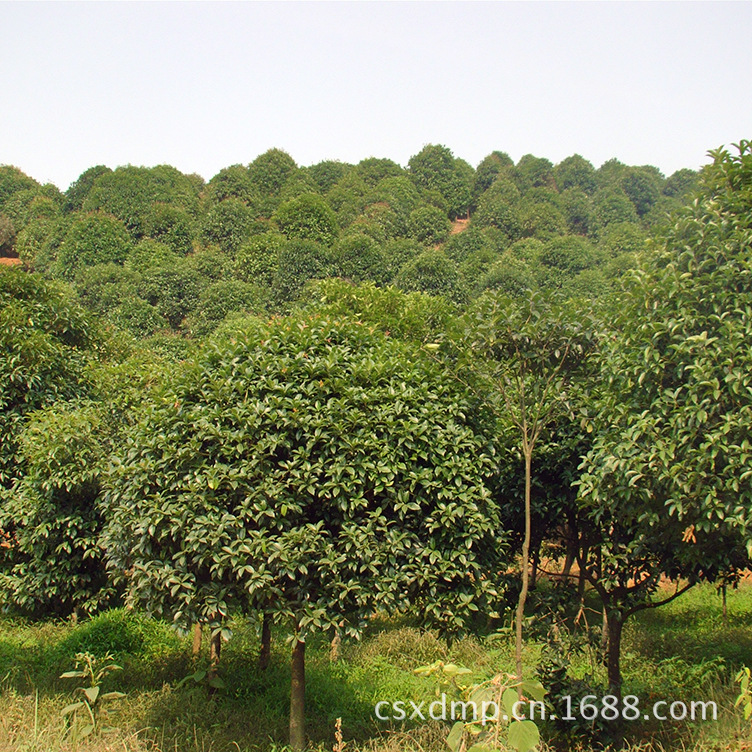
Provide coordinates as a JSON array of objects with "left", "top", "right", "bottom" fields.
[{"left": 0, "top": 146, "right": 698, "bottom": 337}]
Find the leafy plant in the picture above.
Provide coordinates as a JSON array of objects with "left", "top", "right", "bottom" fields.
[
  {"left": 60, "top": 651, "right": 125, "bottom": 741},
  {"left": 415, "top": 660, "right": 545, "bottom": 752},
  {"left": 735, "top": 666, "right": 752, "bottom": 721}
]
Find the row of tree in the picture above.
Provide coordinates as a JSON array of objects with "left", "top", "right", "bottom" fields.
[
  {"left": 0, "top": 146, "right": 698, "bottom": 339},
  {"left": 1, "top": 142, "right": 750, "bottom": 749}
]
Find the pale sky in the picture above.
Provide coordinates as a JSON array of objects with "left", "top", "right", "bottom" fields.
[{"left": 2, "top": 1, "right": 750, "bottom": 191}]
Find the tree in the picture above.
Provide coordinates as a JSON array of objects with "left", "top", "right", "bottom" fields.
[
  {"left": 458, "top": 291, "right": 595, "bottom": 687},
  {"left": 273, "top": 193, "right": 338, "bottom": 245},
  {"left": 273, "top": 239, "right": 331, "bottom": 305},
  {"left": 554, "top": 154, "right": 597, "bottom": 194},
  {"left": 104, "top": 313, "right": 505, "bottom": 749},
  {"left": 578, "top": 141, "right": 752, "bottom": 696},
  {"left": 82, "top": 165, "right": 201, "bottom": 238},
  {"left": 408, "top": 205, "right": 452, "bottom": 245},
  {"left": 248, "top": 149, "right": 298, "bottom": 215},
  {"left": 395, "top": 248, "right": 465, "bottom": 304},
  {"left": 0, "top": 268, "right": 97, "bottom": 488},
  {"left": 0, "top": 345, "right": 173, "bottom": 618},
  {"left": 408, "top": 144, "right": 473, "bottom": 219},
  {"left": 64, "top": 166, "right": 112, "bottom": 213},
  {"left": 53, "top": 212, "right": 132, "bottom": 279},
  {"left": 201, "top": 198, "right": 256, "bottom": 256}
]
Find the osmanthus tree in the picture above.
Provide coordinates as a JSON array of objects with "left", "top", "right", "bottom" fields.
[
  {"left": 452, "top": 290, "right": 597, "bottom": 687},
  {"left": 577, "top": 141, "right": 752, "bottom": 696},
  {"left": 103, "top": 313, "right": 506, "bottom": 750},
  {"left": 0, "top": 268, "right": 97, "bottom": 489}
]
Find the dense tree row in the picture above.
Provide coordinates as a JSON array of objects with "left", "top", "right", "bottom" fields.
[
  {"left": 0, "top": 146, "right": 698, "bottom": 338},
  {"left": 2, "top": 141, "right": 750, "bottom": 750}
]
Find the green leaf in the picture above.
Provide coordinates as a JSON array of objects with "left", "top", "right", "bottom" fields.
[
  {"left": 61, "top": 701, "right": 84, "bottom": 716},
  {"left": 83, "top": 685, "right": 100, "bottom": 704},
  {"left": 507, "top": 719, "right": 540, "bottom": 752},
  {"left": 446, "top": 721, "right": 464, "bottom": 752}
]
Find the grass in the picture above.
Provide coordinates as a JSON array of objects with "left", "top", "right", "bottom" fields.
[{"left": 0, "top": 583, "right": 750, "bottom": 751}]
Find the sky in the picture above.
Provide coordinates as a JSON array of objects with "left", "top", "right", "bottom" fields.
[{"left": 2, "top": 1, "right": 751, "bottom": 191}]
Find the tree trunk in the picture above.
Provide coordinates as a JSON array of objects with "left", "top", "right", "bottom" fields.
[
  {"left": 259, "top": 614, "right": 272, "bottom": 670},
  {"left": 515, "top": 447, "right": 533, "bottom": 687},
  {"left": 192, "top": 623, "right": 203, "bottom": 659},
  {"left": 530, "top": 541, "right": 540, "bottom": 590},
  {"left": 210, "top": 630, "right": 222, "bottom": 666},
  {"left": 329, "top": 633, "right": 341, "bottom": 662},
  {"left": 600, "top": 606, "right": 609, "bottom": 663},
  {"left": 606, "top": 612, "right": 623, "bottom": 699},
  {"left": 290, "top": 638, "right": 306, "bottom": 751}
]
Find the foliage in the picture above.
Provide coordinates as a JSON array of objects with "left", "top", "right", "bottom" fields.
[
  {"left": 60, "top": 651, "right": 125, "bottom": 741},
  {"left": 578, "top": 140, "right": 752, "bottom": 693},
  {"left": 201, "top": 197, "right": 256, "bottom": 256},
  {"left": 82, "top": 165, "right": 201, "bottom": 238},
  {"left": 234, "top": 231, "right": 286, "bottom": 285},
  {"left": 415, "top": 660, "right": 545, "bottom": 752},
  {"left": 408, "top": 144, "right": 473, "bottom": 220},
  {"left": 394, "top": 248, "right": 466, "bottom": 304},
  {"left": 139, "top": 259, "right": 202, "bottom": 329},
  {"left": 54, "top": 211, "right": 132, "bottom": 279},
  {"left": 0, "top": 401, "right": 115, "bottom": 617},
  {"left": 0, "top": 268, "right": 96, "bottom": 487},
  {"left": 273, "top": 238, "right": 331, "bottom": 304},
  {"left": 64, "top": 165, "right": 112, "bottom": 212},
  {"left": 408, "top": 205, "right": 452, "bottom": 245},
  {"left": 273, "top": 192, "right": 339, "bottom": 245},
  {"left": 331, "top": 233, "right": 389, "bottom": 284},
  {"left": 143, "top": 203, "right": 195, "bottom": 255},
  {"left": 104, "top": 313, "right": 504, "bottom": 633},
  {"left": 554, "top": 154, "right": 597, "bottom": 194},
  {"left": 185, "top": 279, "right": 267, "bottom": 336}
]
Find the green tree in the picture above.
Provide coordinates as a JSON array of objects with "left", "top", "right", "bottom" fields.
[
  {"left": 458, "top": 291, "right": 595, "bottom": 687},
  {"left": 104, "top": 313, "right": 505, "bottom": 749},
  {"left": 273, "top": 193, "right": 338, "bottom": 246},
  {"left": 82, "top": 165, "right": 201, "bottom": 238},
  {"left": 554, "top": 154, "right": 597, "bottom": 194},
  {"left": 331, "top": 233, "right": 389, "bottom": 284},
  {"left": 408, "top": 205, "right": 452, "bottom": 245},
  {"left": 248, "top": 148, "right": 298, "bottom": 214},
  {"left": 64, "top": 166, "right": 112, "bottom": 213},
  {"left": 201, "top": 198, "right": 256, "bottom": 256},
  {"left": 54, "top": 212, "right": 132, "bottom": 279},
  {"left": 0, "top": 268, "right": 96, "bottom": 488},
  {"left": 408, "top": 144, "right": 473, "bottom": 219},
  {"left": 395, "top": 248, "right": 465, "bottom": 304},
  {"left": 578, "top": 141, "right": 752, "bottom": 696}
]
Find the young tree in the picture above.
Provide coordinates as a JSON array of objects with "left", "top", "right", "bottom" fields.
[
  {"left": 457, "top": 291, "right": 596, "bottom": 686},
  {"left": 104, "top": 313, "right": 505, "bottom": 750}
]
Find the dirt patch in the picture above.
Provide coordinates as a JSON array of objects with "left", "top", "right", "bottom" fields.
[
  {"left": 450, "top": 217, "right": 470, "bottom": 235},
  {"left": 0, "top": 257, "right": 22, "bottom": 267}
]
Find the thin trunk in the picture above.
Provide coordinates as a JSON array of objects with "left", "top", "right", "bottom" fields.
[
  {"left": 290, "top": 638, "right": 306, "bottom": 751},
  {"left": 329, "top": 633, "right": 341, "bottom": 662},
  {"left": 192, "top": 623, "right": 203, "bottom": 659},
  {"left": 208, "top": 629, "right": 222, "bottom": 696},
  {"left": 600, "top": 606, "right": 609, "bottom": 663},
  {"left": 259, "top": 614, "right": 272, "bottom": 671},
  {"left": 606, "top": 612, "right": 624, "bottom": 700},
  {"left": 561, "top": 521, "right": 577, "bottom": 580},
  {"left": 515, "top": 447, "right": 533, "bottom": 687},
  {"left": 210, "top": 631, "right": 222, "bottom": 665}
]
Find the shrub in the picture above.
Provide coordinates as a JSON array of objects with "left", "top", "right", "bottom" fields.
[
  {"left": 407, "top": 205, "right": 451, "bottom": 246},
  {"left": 54, "top": 212, "right": 132, "bottom": 279},
  {"left": 273, "top": 193, "right": 338, "bottom": 245}
]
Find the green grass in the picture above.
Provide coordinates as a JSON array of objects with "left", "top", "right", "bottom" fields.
[{"left": 0, "top": 583, "right": 751, "bottom": 751}]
